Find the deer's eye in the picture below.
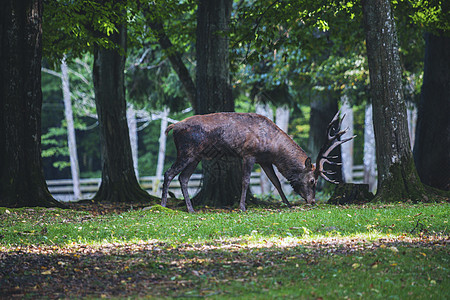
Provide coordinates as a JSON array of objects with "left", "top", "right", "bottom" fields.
[{"left": 310, "top": 179, "right": 315, "bottom": 186}]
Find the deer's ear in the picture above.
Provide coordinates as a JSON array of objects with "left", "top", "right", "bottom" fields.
[{"left": 305, "top": 157, "right": 312, "bottom": 170}]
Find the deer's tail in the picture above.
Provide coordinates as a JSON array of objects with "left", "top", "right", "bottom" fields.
[{"left": 165, "top": 123, "right": 175, "bottom": 136}]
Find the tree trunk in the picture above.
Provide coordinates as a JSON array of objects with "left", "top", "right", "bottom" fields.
[
  {"left": 308, "top": 91, "right": 343, "bottom": 186},
  {"left": 275, "top": 105, "right": 290, "bottom": 189},
  {"left": 413, "top": 32, "right": 450, "bottom": 191},
  {"left": 193, "top": 0, "right": 246, "bottom": 208},
  {"left": 363, "top": 104, "right": 377, "bottom": 193},
  {"left": 146, "top": 18, "right": 197, "bottom": 111},
  {"left": 154, "top": 107, "right": 170, "bottom": 195},
  {"left": 362, "top": 0, "right": 425, "bottom": 202},
  {"left": 340, "top": 95, "right": 354, "bottom": 183},
  {"left": 407, "top": 104, "right": 417, "bottom": 149},
  {"left": 255, "top": 102, "right": 274, "bottom": 195},
  {"left": 127, "top": 105, "right": 139, "bottom": 179},
  {"left": 195, "top": 0, "right": 233, "bottom": 114},
  {"left": 92, "top": 22, "right": 152, "bottom": 203},
  {"left": 0, "top": 0, "right": 63, "bottom": 208},
  {"left": 61, "top": 57, "right": 82, "bottom": 199}
]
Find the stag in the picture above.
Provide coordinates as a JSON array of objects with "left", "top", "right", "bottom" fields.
[{"left": 161, "top": 112, "right": 354, "bottom": 213}]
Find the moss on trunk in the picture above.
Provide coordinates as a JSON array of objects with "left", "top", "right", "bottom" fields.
[
  {"left": 93, "top": 179, "right": 157, "bottom": 204},
  {"left": 374, "top": 155, "right": 428, "bottom": 203}
]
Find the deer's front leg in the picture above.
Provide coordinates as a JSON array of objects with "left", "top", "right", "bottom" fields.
[
  {"left": 260, "top": 163, "right": 291, "bottom": 208},
  {"left": 240, "top": 157, "right": 255, "bottom": 211}
]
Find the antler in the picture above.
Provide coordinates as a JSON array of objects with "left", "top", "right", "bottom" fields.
[{"left": 314, "top": 111, "right": 356, "bottom": 184}]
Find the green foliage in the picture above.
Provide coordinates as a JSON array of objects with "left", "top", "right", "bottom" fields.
[
  {"left": 41, "top": 126, "right": 70, "bottom": 170},
  {"left": 41, "top": 54, "right": 101, "bottom": 178},
  {"left": 400, "top": 0, "right": 450, "bottom": 33},
  {"left": 126, "top": 47, "right": 191, "bottom": 112},
  {"left": 43, "top": 0, "right": 129, "bottom": 65}
]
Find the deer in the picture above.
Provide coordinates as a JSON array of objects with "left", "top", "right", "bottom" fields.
[{"left": 161, "top": 111, "right": 354, "bottom": 213}]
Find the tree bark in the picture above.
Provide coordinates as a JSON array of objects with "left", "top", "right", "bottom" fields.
[
  {"left": 193, "top": 0, "right": 247, "bottom": 208},
  {"left": 413, "top": 32, "right": 450, "bottom": 191},
  {"left": 92, "top": 22, "right": 152, "bottom": 203},
  {"left": 61, "top": 57, "right": 82, "bottom": 199},
  {"left": 362, "top": 0, "right": 426, "bottom": 202},
  {"left": 195, "top": 0, "right": 233, "bottom": 114},
  {"left": 0, "top": 0, "right": 63, "bottom": 207}
]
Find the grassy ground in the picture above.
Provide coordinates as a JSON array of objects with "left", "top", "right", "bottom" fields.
[{"left": 0, "top": 202, "right": 448, "bottom": 299}]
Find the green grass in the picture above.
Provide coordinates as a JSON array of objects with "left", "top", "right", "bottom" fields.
[
  {"left": 0, "top": 203, "right": 448, "bottom": 247},
  {"left": 0, "top": 203, "right": 449, "bottom": 299}
]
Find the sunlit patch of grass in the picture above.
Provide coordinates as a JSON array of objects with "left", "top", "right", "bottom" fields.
[
  {"left": 0, "top": 203, "right": 448, "bottom": 248},
  {"left": 1, "top": 203, "right": 448, "bottom": 299}
]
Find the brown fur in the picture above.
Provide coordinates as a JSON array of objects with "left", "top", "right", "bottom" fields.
[{"left": 161, "top": 113, "right": 318, "bottom": 212}]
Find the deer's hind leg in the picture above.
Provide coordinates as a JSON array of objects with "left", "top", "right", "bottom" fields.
[
  {"left": 179, "top": 159, "right": 200, "bottom": 213},
  {"left": 239, "top": 157, "right": 256, "bottom": 211},
  {"left": 161, "top": 158, "right": 195, "bottom": 208}
]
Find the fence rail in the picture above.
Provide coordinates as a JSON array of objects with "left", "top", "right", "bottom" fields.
[{"left": 47, "top": 165, "right": 369, "bottom": 202}]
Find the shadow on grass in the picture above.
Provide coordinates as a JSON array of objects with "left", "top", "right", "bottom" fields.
[{"left": 1, "top": 237, "right": 448, "bottom": 298}]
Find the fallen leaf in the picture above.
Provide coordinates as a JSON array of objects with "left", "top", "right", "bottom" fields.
[
  {"left": 352, "top": 263, "right": 360, "bottom": 269},
  {"left": 389, "top": 246, "right": 399, "bottom": 253}
]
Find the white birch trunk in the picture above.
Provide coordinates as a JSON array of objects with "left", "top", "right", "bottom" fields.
[
  {"left": 255, "top": 102, "right": 273, "bottom": 195},
  {"left": 127, "top": 105, "right": 139, "bottom": 179},
  {"left": 275, "top": 105, "right": 290, "bottom": 133},
  {"left": 275, "top": 105, "right": 290, "bottom": 190},
  {"left": 154, "top": 107, "right": 170, "bottom": 194},
  {"left": 364, "top": 104, "right": 377, "bottom": 192},
  {"left": 61, "top": 57, "right": 82, "bottom": 199},
  {"left": 340, "top": 96, "right": 354, "bottom": 183},
  {"left": 407, "top": 104, "right": 417, "bottom": 149}
]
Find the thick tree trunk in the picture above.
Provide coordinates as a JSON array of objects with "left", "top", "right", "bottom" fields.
[
  {"left": 362, "top": 0, "right": 425, "bottom": 202},
  {"left": 0, "top": 0, "right": 63, "bottom": 207},
  {"left": 61, "top": 57, "right": 82, "bottom": 199},
  {"left": 195, "top": 0, "right": 233, "bottom": 114},
  {"left": 193, "top": 0, "right": 247, "bottom": 208},
  {"left": 308, "top": 91, "right": 343, "bottom": 186},
  {"left": 92, "top": 23, "right": 152, "bottom": 203},
  {"left": 413, "top": 32, "right": 450, "bottom": 191}
]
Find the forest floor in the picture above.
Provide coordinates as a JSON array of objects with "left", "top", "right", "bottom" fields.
[{"left": 0, "top": 201, "right": 449, "bottom": 299}]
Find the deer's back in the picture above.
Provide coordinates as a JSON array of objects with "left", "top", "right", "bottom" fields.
[{"left": 171, "top": 112, "right": 286, "bottom": 159}]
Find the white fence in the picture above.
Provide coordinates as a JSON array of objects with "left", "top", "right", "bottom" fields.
[
  {"left": 47, "top": 165, "right": 368, "bottom": 202},
  {"left": 47, "top": 172, "right": 282, "bottom": 202}
]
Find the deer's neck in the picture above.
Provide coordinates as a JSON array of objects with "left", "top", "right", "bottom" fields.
[{"left": 272, "top": 138, "right": 308, "bottom": 181}]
